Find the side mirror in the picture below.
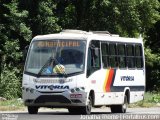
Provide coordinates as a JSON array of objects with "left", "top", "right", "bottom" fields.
[{"left": 23, "top": 45, "right": 29, "bottom": 60}]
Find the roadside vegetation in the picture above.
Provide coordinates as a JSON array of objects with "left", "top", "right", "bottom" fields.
[
  {"left": 129, "top": 92, "right": 160, "bottom": 108},
  {"left": 0, "top": 98, "right": 25, "bottom": 111}
]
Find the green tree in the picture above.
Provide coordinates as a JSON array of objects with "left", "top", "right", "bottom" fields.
[
  {"left": 145, "top": 21, "right": 160, "bottom": 91},
  {"left": 146, "top": 21, "right": 160, "bottom": 53},
  {"left": 145, "top": 48, "right": 160, "bottom": 91},
  {"left": 57, "top": 0, "right": 159, "bottom": 37},
  {"left": 19, "top": 0, "right": 61, "bottom": 36},
  {"left": 143, "top": 0, "right": 160, "bottom": 91},
  {"left": 0, "top": 0, "right": 31, "bottom": 99}
]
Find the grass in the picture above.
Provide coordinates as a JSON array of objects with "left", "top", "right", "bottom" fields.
[
  {"left": 0, "top": 98, "right": 26, "bottom": 111},
  {"left": 0, "top": 92, "right": 160, "bottom": 111}
]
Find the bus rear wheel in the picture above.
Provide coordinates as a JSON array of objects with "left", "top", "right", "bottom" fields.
[
  {"left": 28, "top": 106, "right": 39, "bottom": 114},
  {"left": 110, "top": 95, "right": 128, "bottom": 113}
]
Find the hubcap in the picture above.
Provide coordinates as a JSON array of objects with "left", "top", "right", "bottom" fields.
[
  {"left": 86, "top": 98, "right": 92, "bottom": 114},
  {"left": 123, "top": 102, "right": 127, "bottom": 110}
]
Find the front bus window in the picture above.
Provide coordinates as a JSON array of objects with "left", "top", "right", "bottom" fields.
[{"left": 25, "top": 40, "right": 86, "bottom": 76}]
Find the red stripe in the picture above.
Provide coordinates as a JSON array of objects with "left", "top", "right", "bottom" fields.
[{"left": 105, "top": 69, "right": 114, "bottom": 92}]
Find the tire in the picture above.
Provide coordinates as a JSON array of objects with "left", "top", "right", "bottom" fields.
[
  {"left": 110, "top": 105, "right": 118, "bottom": 113},
  {"left": 28, "top": 106, "right": 39, "bottom": 114},
  {"left": 80, "top": 96, "right": 92, "bottom": 115},
  {"left": 110, "top": 95, "right": 128, "bottom": 113},
  {"left": 68, "top": 96, "right": 92, "bottom": 115},
  {"left": 68, "top": 107, "right": 81, "bottom": 115}
]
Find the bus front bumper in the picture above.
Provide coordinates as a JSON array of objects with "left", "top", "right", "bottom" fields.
[{"left": 22, "top": 88, "right": 87, "bottom": 107}]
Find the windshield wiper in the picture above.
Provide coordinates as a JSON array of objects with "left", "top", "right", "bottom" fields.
[
  {"left": 37, "top": 57, "right": 67, "bottom": 77},
  {"left": 37, "top": 57, "right": 53, "bottom": 77}
]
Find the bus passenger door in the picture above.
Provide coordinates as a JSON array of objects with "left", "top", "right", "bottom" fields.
[{"left": 87, "top": 40, "right": 105, "bottom": 105}]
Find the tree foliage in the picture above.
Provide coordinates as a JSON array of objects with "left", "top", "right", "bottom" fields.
[
  {"left": 0, "top": 0, "right": 160, "bottom": 99},
  {"left": 145, "top": 48, "right": 160, "bottom": 91},
  {"left": 0, "top": 0, "right": 31, "bottom": 99},
  {"left": 0, "top": 65, "right": 21, "bottom": 99},
  {"left": 19, "top": 0, "right": 61, "bottom": 36}
]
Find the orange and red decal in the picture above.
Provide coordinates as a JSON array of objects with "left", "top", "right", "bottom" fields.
[{"left": 103, "top": 69, "right": 116, "bottom": 92}]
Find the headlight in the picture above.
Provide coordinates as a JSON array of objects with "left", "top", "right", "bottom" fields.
[
  {"left": 30, "top": 88, "right": 34, "bottom": 93},
  {"left": 75, "top": 87, "right": 80, "bottom": 92},
  {"left": 71, "top": 89, "right": 75, "bottom": 93},
  {"left": 70, "top": 87, "right": 85, "bottom": 93}
]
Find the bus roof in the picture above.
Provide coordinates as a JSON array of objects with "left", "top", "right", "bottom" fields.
[{"left": 32, "top": 30, "right": 143, "bottom": 44}]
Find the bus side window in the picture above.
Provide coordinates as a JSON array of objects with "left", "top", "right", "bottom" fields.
[
  {"left": 117, "top": 44, "right": 126, "bottom": 68},
  {"left": 101, "top": 43, "right": 109, "bottom": 68},
  {"left": 135, "top": 44, "right": 143, "bottom": 68},
  {"left": 109, "top": 43, "right": 117, "bottom": 68},
  {"left": 126, "top": 44, "right": 135, "bottom": 68},
  {"left": 87, "top": 40, "right": 101, "bottom": 77}
]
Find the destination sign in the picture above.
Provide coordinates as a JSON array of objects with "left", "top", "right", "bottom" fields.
[{"left": 36, "top": 41, "right": 80, "bottom": 47}]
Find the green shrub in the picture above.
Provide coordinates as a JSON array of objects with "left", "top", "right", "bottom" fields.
[
  {"left": 144, "top": 92, "right": 160, "bottom": 103},
  {"left": 0, "top": 65, "right": 21, "bottom": 100},
  {"left": 150, "top": 93, "right": 160, "bottom": 103}
]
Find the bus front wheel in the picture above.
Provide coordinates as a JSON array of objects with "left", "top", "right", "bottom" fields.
[
  {"left": 28, "top": 106, "right": 39, "bottom": 114},
  {"left": 81, "top": 96, "right": 92, "bottom": 115},
  {"left": 68, "top": 96, "right": 92, "bottom": 115}
]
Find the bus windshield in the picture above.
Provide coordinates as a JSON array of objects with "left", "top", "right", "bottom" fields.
[{"left": 25, "top": 40, "right": 86, "bottom": 76}]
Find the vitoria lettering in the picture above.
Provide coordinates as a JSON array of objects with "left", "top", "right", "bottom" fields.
[
  {"left": 121, "top": 76, "right": 134, "bottom": 81},
  {"left": 35, "top": 85, "right": 69, "bottom": 90}
]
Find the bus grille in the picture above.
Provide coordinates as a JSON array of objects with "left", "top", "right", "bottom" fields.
[{"left": 34, "top": 95, "right": 71, "bottom": 104}]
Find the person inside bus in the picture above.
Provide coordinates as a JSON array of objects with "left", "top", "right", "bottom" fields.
[
  {"left": 75, "top": 52, "right": 83, "bottom": 69},
  {"left": 42, "top": 62, "right": 53, "bottom": 74}
]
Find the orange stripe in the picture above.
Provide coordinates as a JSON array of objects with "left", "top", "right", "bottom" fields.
[
  {"left": 103, "top": 69, "right": 114, "bottom": 92},
  {"left": 106, "top": 69, "right": 114, "bottom": 92},
  {"left": 103, "top": 70, "right": 110, "bottom": 92}
]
